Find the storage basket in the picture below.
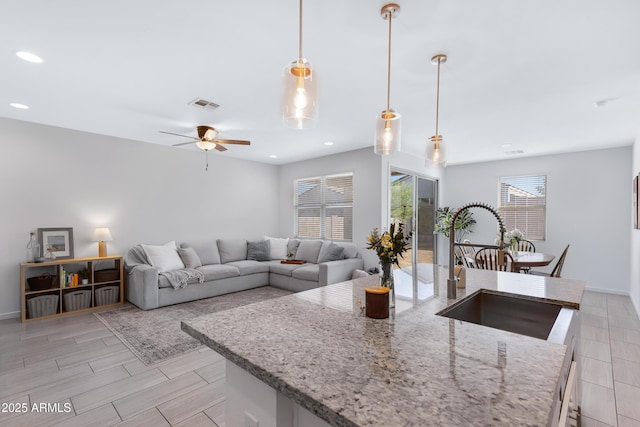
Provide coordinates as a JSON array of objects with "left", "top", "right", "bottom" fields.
[
  {"left": 63, "top": 290, "right": 92, "bottom": 312},
  {"left": 94, "top": 268, "right": 119, "bottom": 282},
  {"left": 27, "top": 275, "right": 55, "bottom": 291},
  {"left": 94, "top": 286, "right": 119, "bottom": 306},
  {"left": 27, "top": 294, "right": 59, "bottom": 318}
]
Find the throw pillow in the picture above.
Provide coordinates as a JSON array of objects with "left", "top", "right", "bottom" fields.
[
  {"left": 141, "top": 241, "right": 185, "bottom": 272},
  {"left": 294, "top": 240, "right": 323, "bottom": 263},
  {"left": 318, "top": 243, "right": 345, "bottom": 263},
  {"left": 177, "top": 247, "right": 202, "bottom": 269},
  {"left": 217, "top": 239, "right": 248, "bottom": 263},
  {"left": 247, "top": 240, "right": 272, "bottom": 261},
  {"left": 287, "top": 239, "right": 301, "bottom": 259},
  {"left": 263, "top": 236, "right": 289, "bottom": 260}
]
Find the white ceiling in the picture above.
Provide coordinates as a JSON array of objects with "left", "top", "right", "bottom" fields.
[{"left": 2, "top": 0, "right": 639, "bottom": 166}]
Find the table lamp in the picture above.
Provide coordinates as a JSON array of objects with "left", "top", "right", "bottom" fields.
[{"left": 94, "top": 227, "right": 113, "bottom": 257}]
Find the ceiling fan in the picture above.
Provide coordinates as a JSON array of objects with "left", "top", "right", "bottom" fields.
[
  {"left": 159, "top": 125, "right": 251, "bottom": 152},
  {"left": 159, "top": 125, "right": 251, "bottom": 171}
]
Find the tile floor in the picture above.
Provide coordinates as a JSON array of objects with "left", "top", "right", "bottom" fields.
[{"left": 0, "top": 290, "right": 638, "bottom": 426}]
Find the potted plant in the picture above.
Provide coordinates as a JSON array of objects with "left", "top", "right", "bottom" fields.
[
  {"left": 435, "top": 206, "right": 476, "bottom": 242},
  {"left": 77, "top": 268, "right": 90, "bottom": 285}
]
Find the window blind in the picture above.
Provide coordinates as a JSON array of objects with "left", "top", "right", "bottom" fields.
[
  {"left": 498, "top": 174, "right": 546, "bottom": 240},
  {"left": 295, "top": 173, "right": 353, "bottom": 240}
]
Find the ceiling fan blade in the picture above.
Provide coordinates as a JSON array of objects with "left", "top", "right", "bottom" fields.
[
  {"left": 214, "top": 144, "right": 228, "bottom": 152},
  {"left": 159, "top": 130, "right": 198, "bottom": 140},
  {"left": 214, "top": 139, "right": 251, "bottom": 145},
  {"left": 172, "top": 141, "right": 197, "bottom": 147}
]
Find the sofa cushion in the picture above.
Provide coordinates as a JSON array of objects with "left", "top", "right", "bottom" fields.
[
  {"left": 264, "top": 236, "right": 289, "bottom": 260},
  {"left": 335, "top": 242, "right": 358, "bottom": 259},
  {"left": 196, "top": 264, "right": 240, "bottom": 281},
  {"left": 318, "top": 243, "right": 344, "bottom": 263},
  {"left": 287, "top": 239, "right": 301, "bottom": 258},
  {"left": 247, "top": 240, "right": 271, "bottom": 261},
  {"left": 292, "top": 264, "right": 319, "bottom": 281},
  {"left": 177, "top": 247, "right": 202, "bottom": 269},
  {"left": 226, "top": 260, "right": 270, "bottom": 276},
  {"left": 141, "top": 241, "right": 184, "bottom": 272},
  {"left": 266, "top": 260, "right": 305, "bottom": 277},
  {"left": 294, "top": 240, "right": 323, "bottom": 263},
  {"left": 217, "top": 239, "right": 248, "bottom": 264},
  {"left": 181, "top": 240, "right": 221, "bottom": 265}
]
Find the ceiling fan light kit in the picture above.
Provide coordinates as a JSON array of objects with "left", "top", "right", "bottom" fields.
[
  {"left": 282, "top": 0, "right": 318, "bottom": 129},
  {"left": 426, "top": 53, "right": 448, "bottom": 168},
  {"left": 374, "top": 3, "right": 401, "bottom": 156}
]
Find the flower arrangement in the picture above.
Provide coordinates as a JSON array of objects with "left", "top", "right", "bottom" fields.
[
  {"left": 496, "top": 228, "right": 524, "bottom": 249},
  {"left": 366, "top": 222, "right": 412, "bottom": 267}
]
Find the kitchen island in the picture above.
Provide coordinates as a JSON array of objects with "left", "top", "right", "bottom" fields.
[{"left": 182, "top": 266, "right": 585, "bottom": 426}]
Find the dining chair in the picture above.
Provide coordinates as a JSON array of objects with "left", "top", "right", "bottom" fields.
[
  {"left": 474, "top": 248, "right": 514, "bottom": 272},
  {"left": 454, "top": 245, "right": 472, "bottom": 268},
  {"left": 531, "top": 245, "right": 570, "bottom": 278},
  {"left": 516, "top": 239, "right": 536, "bottom": 252}
]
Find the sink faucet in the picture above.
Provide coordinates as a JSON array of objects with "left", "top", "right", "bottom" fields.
[{"left": 447, "top": 202, "right": 506, "bottom": 299}]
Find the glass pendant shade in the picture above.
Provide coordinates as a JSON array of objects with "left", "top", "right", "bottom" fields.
[
  {"left": 196, "top": 140, "right": 216, "bottom": 151},
  {"left": 282, "top": 58, "right": 318, "bottom": 129},
  {"left": 426, "top": 136, "right": 446, "bottom": 168},
  {"left": 375, "top": 109, "right": 401, "bottom": 155}
]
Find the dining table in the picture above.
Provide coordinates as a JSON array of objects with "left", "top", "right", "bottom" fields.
[{"left": 466, "top": 250, "right": 555, "bottom": 273}]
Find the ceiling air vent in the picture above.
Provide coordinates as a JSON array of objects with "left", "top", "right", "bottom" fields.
[{"left": 188, "top": 98, "right": 220, "bottom": 111}]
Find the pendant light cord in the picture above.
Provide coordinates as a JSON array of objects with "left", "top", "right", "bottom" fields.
[
  {"left": 298, "top": 0, "right": 303, "bottom": 60},
  {"left": 386, "top": 11, "right": 393, "bottom": 112},
  {"left": 435, "top": 57, "right": 441, "bottom": 137}
]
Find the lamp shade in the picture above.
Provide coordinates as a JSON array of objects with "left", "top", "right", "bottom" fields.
[
  {"left": 282, "top": 58, "right": 318, "bottom": 129},
  {"left": 374, "top": 109, "right": 401, "bottom": 155},
  {"left": 426, "top": 136, "right": 447, "bottom": 168},
  {"left": 94, "top": 227, "right": 113, "bottom": 242}
]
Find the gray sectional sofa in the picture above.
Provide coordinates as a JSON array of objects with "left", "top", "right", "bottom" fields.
[{"left": 124, "top": 237, "right": 364, "bottom": 310}]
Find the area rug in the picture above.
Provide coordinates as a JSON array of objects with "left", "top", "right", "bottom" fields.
[{"left": 94, "top": 286, "right": 291, "bottom": 365}]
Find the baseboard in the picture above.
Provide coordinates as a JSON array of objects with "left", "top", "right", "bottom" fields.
[
  {"left": 584, "top": 286, "right": 630, "bottom": 296},
  {"left": 0, "top": 311, "right": 20, "bottom": 321}
]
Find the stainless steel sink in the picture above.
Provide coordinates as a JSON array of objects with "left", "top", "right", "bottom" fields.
[{"left": 437, "top": 290, "right": 563, "bottom": 340}]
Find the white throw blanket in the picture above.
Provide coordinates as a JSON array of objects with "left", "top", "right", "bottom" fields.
[{"left": 124, "top": 245, "right": 204, "bottom": 290}]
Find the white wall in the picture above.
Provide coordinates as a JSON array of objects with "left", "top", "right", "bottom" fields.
[
  {"left": 631, "top": 136, "right": 640, "bottom": 316},
  {"left": 444, "top": 147, "right": 631, "bottom": 295},
  {"left": 277, "top": 148, "right": 382, "bottom": 269},
  {"left": 0, "top": 118, "right": 279, "bottom": 319}
]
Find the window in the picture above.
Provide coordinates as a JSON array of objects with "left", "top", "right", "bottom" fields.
[
  {"left": 498, "top": 174, "right": 546, "bottom": 240},
  {"left": 295, "top": 173, "right": 353, "bottom": 240}
]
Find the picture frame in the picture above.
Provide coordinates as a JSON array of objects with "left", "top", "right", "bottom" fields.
[
  {"left": 634, "top": 176, "right": 639, "bottom": 230},
  {"left": 37, "top": 227, "right": 74, "bottom": 259}
]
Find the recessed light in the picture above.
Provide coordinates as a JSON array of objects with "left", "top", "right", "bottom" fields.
[
  {"left": 500, "top": 143, "right": 512, "bottom": 149},
  {"left": 324, "top": 141, "right": 334, "bottom": 146},
  {"left": 10, "top": 103, "right": 29, "bottom": 109},
  {"left": 269, "top": 154, "right": 277, "bottom": 158},
  {"left": 16, "top": 51, "right": 43, "bottom": 63}
]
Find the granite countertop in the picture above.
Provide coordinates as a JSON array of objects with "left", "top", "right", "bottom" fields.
[{"left": 182, "top": 266, "right": 585, "bottom": 427}]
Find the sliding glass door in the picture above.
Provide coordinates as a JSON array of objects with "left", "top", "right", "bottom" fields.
[{"left": 390, "top": 170, "right": 438, "bottom": 304}]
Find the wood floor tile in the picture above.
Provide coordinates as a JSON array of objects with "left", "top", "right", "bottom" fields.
[
  {"left": 54, "top": 403, "right": 121, "bottom": 427},
  {"left": 89, "top": 348, "right": 138, "bottom": 373},
  {"left": 580, "top": 338, "right": 612, "bottom": 363},
  {"left": 0, "top": 363, "right": 91, "bottom": 399},
  {"left": 581, "top": 324, "right": 611, "bottom": 344},
  {"left": 0, "top": 399, "right": 75, "bottom": 427},
  {"left": 204, "top": 400, "right": 225, "bottom": 427},
  {"left": 113, "top": 371, "right": 206, "bottom": 420},
  {"left": 582, "top": 305, "right": 609, "bottom": 318},
  {"left": 24, "top": 339, "right": 106, "bottom": 366},
  {"left": 102, "top": 335, "right": 124, "bottom": 346},
  {"left": 580, "top": 356, "right": 614, "bottom": 388},
  {"left": 113, "top": 408, "right": 170, "bottom": 427},
  {"left": 619, "top": 415, "right": 640, "bottom": 427},
  {"left": 157, "top": 379, "right": 224, "bottom": 425},
  {"left": 582, "top": 292, "right": 608, "bottom": 308},
  {"left": 612, "top": 357, "right": 640, "bottom": 388},
  {"left": 195, "top": 359, "right": 225, "bottom": 384},
  {"left": 158, "top": 348, "right": 222, "bottom": 380},
  {"left": 609, "top": 315, "right": 640, "bottom": 331},
  {"left": 71, "top": 368, "right": 167, "bottom": 415},
  {"left": 174, "top": 412, "right": 218, "bottom": 427},
  {"left": 0, "top": 393, "right": 29, "bottom": 425},
  {"left": 615, "top": 381, "right": 640, "bottom": 422},
  {"left": 72, "top": 328, "right": 115, "bottom": 344},
  {"left": 610, "top": 340, "right": 640, "bottom": 363},
  {"left": 56, "top": 342, "right": 127, "bottom": 369},
  {"left": 30, "top": 365, "right": 131, "bottom": 404},
  {"left": 581, "top": 313, "right": 609, "bottom": 329},
  {"left": 580, "top": 415, "right": 615, "bottom": 427},
  {"left": 580, "top": 380, "right": 617, "bottom": 426}
]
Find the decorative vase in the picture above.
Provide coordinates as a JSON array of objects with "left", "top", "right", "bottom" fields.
[{"left": 380, "top": 261, "right": 395, "bottom": 309}]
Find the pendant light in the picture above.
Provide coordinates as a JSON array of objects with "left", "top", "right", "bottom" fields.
[
  {"left": 282, "top": 0, "right": 317, "bottom": 129},
  {"left": 374, "top": 3, "right": 401, "bottom": 155},
  {"left": 426, "top": 54, "right": 448, "bottom": 168}
]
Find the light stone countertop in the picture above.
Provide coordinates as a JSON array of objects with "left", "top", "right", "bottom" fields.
[{"left": 182, "top": 266, "right": 585, "bottom": 427}]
